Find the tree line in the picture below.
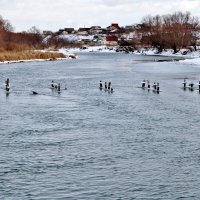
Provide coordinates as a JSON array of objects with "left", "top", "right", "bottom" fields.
[
  {"left": 0, "top": 15, "right": 78, "bottom": 52},
  {"left": 0, "top": 16, "right": 43, "bottom": 51},
  {"left": 134, "top": 11, "right": 200, "bottom": 53}
]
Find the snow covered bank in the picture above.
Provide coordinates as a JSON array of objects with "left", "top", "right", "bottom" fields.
[
  {"left": 65, "top": 45, "right": 200, "bottom": 66},
  {"left": 58, "top": 49, "right": 77, "bottom": 58},
  {"left": 137, "top": 48, "right": 200, "bottom": 65},
  {"left": 66, "top": 45, "right": 200, "bottom": 57},
  {"left": 125, "top": 47, "right": 200, "bottom": 58},
  {"left": 66, "top": 45, "right": 116, "bottom": 53},
  {"left": 179, "top": 57, "right": 200, "bottom": 65},
  {"left": 0, "top": 57, "right": 68, "bottom": 64}
]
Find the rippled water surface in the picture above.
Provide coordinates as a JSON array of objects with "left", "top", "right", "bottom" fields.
[{"left": 1, "top": 53, "right": 200, "bottom": 199}]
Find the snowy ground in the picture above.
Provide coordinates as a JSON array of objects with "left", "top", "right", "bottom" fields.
[
  {"left": 65, "top": 45, "right": 116, "bottom": 53},
  {"left": 179, "top": 57, "right": 200, "bottom": 65},
  {"left": 142, "top": 48, "right": 200, "bottom": 65},
  {"left": 0, "top": 57, "right": 68, "bottom": 64},
  {"left": 59, "top": 34, "right": 94, "bottom": 43}
]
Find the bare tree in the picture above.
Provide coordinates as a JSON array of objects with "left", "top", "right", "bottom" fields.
[
  {"left": 162, "top": 12, "right": 191, "bottom": 53},
  {"left": 135, "top": 11, "right": 200, "bottom": 53},
  {"left": 27, "top": 26, "right": 41, "bottom": 34}
]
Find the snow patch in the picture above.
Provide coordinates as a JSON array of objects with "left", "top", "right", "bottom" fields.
[
  {"left": 67, "top": 45, "right": 116, "bottom": 53},
  {"left": 179, "top": 57, "right": 200, "bottom": 65}
]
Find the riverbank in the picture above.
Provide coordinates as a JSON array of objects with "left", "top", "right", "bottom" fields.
[
  {"left": 67, "top": 45, "right": 200, "bottom": 57},
  {"left": 0, "top": 50, "right": 77, "bottom": 64},
  {"left": 179, "top": 57, "right": 200, "bottom": 65}
]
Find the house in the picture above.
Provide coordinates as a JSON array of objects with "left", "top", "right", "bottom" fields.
[
  {"left": 124, "top": 25, "right": 135, "bottom": 34},
  {"left": 107, "top": 23, "right": 121, "bottom": 31},
  {"left": 77, "top": 28, "right": 91, "bottom": 35},
  {"left": 58, "top": 29, "right": 65, "bottom": 34},
  {"left": 43, "top": 30, "right": 53, "bottom": 35},
  {"left": 64, "top": 28, "right": 75, "bottom": 34},
  {"left": 92, "top": 35, "right": 104, "bottom": 44},
  {"left": 125, "top": 25, "right": 135, "bottom": 31},
  {"left": 81, "top": 39, "right": 92, "bottom": 44},
  {"left": 58, "top": 28, "right": 75, "bottom": 35},
  {"left": 89, "top": 26, "right": 103, "bottom": 34},
  {"left": 104, "top": 35, "right": 118, "bottom": 45}
]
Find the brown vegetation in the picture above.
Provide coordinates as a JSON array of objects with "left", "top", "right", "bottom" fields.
[
  {"left": 0, "top": 16, "right": 69, "bottom": 61},
  {"left": 0, "top": 51, "right": 66, "bottom": 62},
  {"left": 134, "top": 11, "right": 200, "bottom": 53}
]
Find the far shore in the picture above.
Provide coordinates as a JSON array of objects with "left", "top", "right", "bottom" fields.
[
  {"left": 66, "top": 45, "right": 200, "bottom": 65},
  {"left": 67, "top": 45, "right": 200, "bottom": 57}
]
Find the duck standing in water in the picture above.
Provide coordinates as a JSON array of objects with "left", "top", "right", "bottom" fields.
[
  {"left": 147, "top": 80, "right": 150, "bottom": 89},
  {"left": 51, "top": 80, "right": 55, "bottom": 88},
  {"left": 108, "top": 82, "right": 111, "bottom": 90},
  {"left": 152, "top": 82, "right": 156, "bottom": 90},
  {"left": 189, "top": 81, "right": 194, "bottom": 90},
  {"left": 156, "top": 82, "right": 160, "bottom": 93},
  {"left": 183, "top": 79, "right": 187, "bottom": 89},
  {"left": 111, "top": 87, "right": 113, "bottom": 93},
  {"left": 5, "top": 78, "right": 10, "bottom": 92},
  {"left": 99, "top": 80, "right": 103, "bottom": 90},
  {"left": 141, "top": 80, "right": 146, "bottom": 88},
  {"left": 58, "top": 83, "right": 61, "bottom": 92},
  {"left": 105, "top": 82, "right": 107, "bottom": 90}
]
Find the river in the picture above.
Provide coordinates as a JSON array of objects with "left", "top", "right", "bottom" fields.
[{"left": 0, "top": 52, "right": 200, "bottom": 199}]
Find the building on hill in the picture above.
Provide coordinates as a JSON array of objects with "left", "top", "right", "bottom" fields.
[
  {"left": 106, "top": 23, "right": 126, "bottom": 35},
  {"left": 104, "top": 35, "right": 118, "bottom": 46},
  {"left": 89, "top": 26, "right": 104, "bottom": 34},
  {"left": 43, "top": 30, "right": 53, "bottom": 35},
  {"left": 57, "top": 29, "right": 64, "bottom": 34},
  {"left": 64, "top": 28, "right": 75, "bottom": 34},
  {"left": 77, "top": 28, "right": 91, "bottom": 35},
  {"left": 124, "top": 25, "right": 135, "bottom": 31},
  {"left": 92, "top": 35, "right": 104, "bottom": 44},
  {"left": 107, "top": 23, "right": 121, "bottom": 31},
  {"left": 58, "top": 28, "right": 75, "bottom": 35}
]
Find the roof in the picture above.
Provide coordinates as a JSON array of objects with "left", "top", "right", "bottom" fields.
[
  {"left": 78, "top": 28, "right": 91, "bottom": 32},
  {"left": 64, "top": 28, "right": 74, "bottom": 31}
]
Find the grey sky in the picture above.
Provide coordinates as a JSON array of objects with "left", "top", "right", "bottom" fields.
[{"left": 0, "top": 0, "right": 199, "bottom": 32}]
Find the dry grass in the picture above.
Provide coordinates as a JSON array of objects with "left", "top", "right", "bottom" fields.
[{"left": 0, "top": 50, "right": 66, "bottom": 62}]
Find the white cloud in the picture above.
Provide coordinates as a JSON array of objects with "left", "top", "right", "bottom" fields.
[{"left": 0, "top": 0, "right": 199, "bottom": 32}]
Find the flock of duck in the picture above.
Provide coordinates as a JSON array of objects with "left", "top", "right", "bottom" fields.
[
  {"left": 138, "top": 80, "right": 161, "bottom": 93},
  {"left": 182, "top": 79, "right": 200, "bottom": 90},
  {"left": 2, "top": 78, "right": 200, "bottom": 96},
  {"left": 138, "top": 78, "right": 200, "bottom": 93},
  {"left": 99, "top": 80, "right": 114, "bottom": 93},
  {"left": 28, "top": 80, "right": 68, "bottom": 95},
  {"left": 1, "top": 78, "right": 67, "bottom": 95},
  {"left": 2, "top": 79, "right": 114, "bottom": 95},
  {"left": 35, "top": 80, "right": 67, "bottom": 95}
]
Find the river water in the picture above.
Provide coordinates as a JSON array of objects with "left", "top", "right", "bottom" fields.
[{"left": 0, "top": 53, "right": 200, "bottom": 199}]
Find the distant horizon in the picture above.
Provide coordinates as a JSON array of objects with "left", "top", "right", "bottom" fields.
[{"left": 0, "top": 0, "right": 199, "bottom": 32}]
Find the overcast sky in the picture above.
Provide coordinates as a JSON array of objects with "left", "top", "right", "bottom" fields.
[{"left": 0, "top": 0, "right": 199, "bottom": 32}]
